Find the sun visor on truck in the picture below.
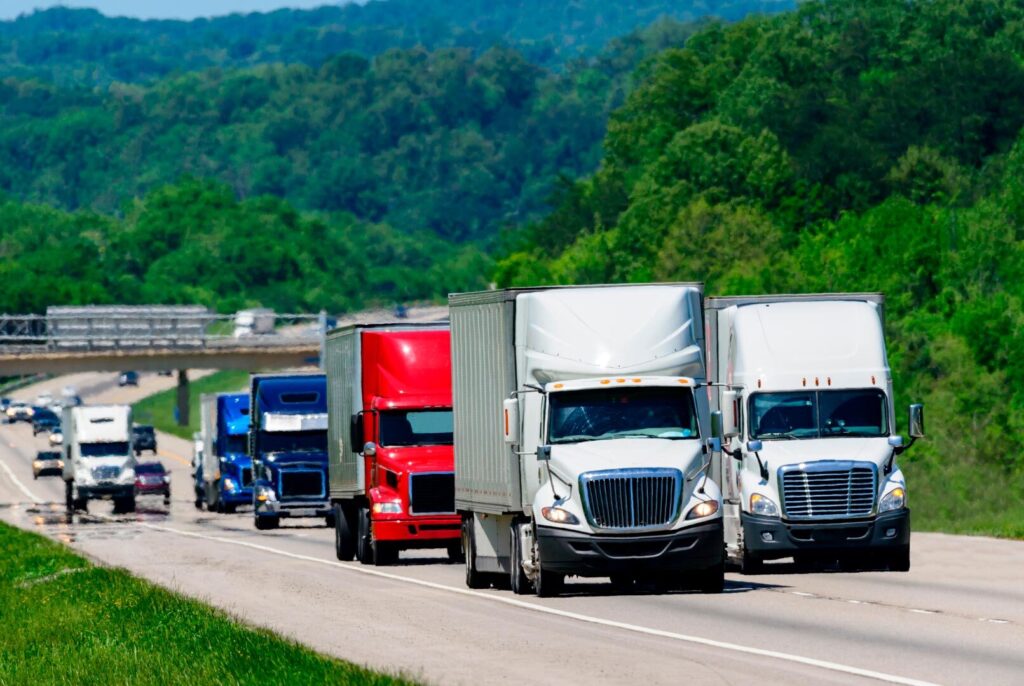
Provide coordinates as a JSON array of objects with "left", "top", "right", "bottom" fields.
[{"left": 262, "top": 412, "right": 328, "bottom": 432}]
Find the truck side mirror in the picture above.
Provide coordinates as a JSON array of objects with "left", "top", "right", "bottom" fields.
[
  {"left": 721, "top": 391, "right": 739, "bottom": 438},
  {"left": 350, "top": 413, "right": 364, "bottom": 452},
  {"left": 536, "top": 445, "right": 551, "bottom": 461},
  {"left": 363, "top": 441, "right": 377, "bottom": 457},
  {"left": 710, "top": 410, "right": 724, "bottom": 440},
  {"left": 746, "top": 439, "right": 763, "bottom": 453},
  {"left": 502, "top": 398, "right": 520, "bottom": 445},
  {"left": 908, "top": 404, "right": 925, "bottom": 439}
]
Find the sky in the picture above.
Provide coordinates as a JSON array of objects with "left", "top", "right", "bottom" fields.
[{"left": 0, "top": 1, "right": 357, "bottom": 21}]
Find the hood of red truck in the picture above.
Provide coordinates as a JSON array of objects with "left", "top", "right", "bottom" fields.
[{"left": 376, "top": 444, "right": 453, "bottom": 473}]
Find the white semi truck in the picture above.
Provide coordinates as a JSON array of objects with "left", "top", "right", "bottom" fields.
[
  {"left": 451, "top": 284, "right": 725, "bottom": 597},
  {"left": 62, "top": 404, "right": 136, "bottom": 514},
  {"left": 705, "top": 294, "right": 924, "bottom": 572}
]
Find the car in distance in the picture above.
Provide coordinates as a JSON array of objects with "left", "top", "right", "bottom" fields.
[
  {"left": 6, "top": 402, "right": 33, "bottom": 423},
  {"left": 134, "top": 462, "right": 171, "bottom": 504},
  {"left": 49, "top": 427, "right": 63, "bottom": 446},
  {"left": 132, "top": 425, "right": 157, "bottom": 454},
  {"left": 32, "top": 450, "right": 63, "bottom": 479},
  {"left": 118, "top": 371, "right": 139, "bottom": 387},
  {"left": 32, "top": 408, "right": 61, "bottom": 435},
  {"left": 34, "top": 392, "right": 55, "bottom": 407}
]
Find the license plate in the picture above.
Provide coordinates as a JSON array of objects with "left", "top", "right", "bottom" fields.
[{"left": 288, "top": 508, "right": 317, "bottom": 518}]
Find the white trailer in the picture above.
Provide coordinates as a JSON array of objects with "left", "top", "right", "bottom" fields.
[
  {"left": 705, "top": 294, "right": 924, "bottom": 573},
  {"left": 62, "top": 404, "right": 136, "bottom": 513},
  {"left": 233, "top": 308, "right": 275, "bottom": 337},
  {"left": 451, "top": 284, "right": 725, "bottom": 597}
]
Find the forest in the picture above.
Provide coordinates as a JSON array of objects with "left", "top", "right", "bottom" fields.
[{"left": 497, "top": 0, "right": 1024, "bottom": 534}]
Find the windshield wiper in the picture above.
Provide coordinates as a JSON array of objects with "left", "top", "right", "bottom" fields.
[
  {"left": 550, "top": 435, "right": 603, "bottom": 444},
  {"left": 755, "top": 431, "right": 799, "bottom": 440}
]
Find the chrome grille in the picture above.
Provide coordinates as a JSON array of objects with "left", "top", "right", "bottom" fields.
[
  {"left": 92, "top": 465, "right": 121, "bottom": 481},
  {"left": 780, "top": 462, "right": 876, "bottom": 519},
  {"left": 580, "top": 469, "right": 681, "bottom": 531}
]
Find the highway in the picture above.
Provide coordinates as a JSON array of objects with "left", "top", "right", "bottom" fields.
[{"left": 1, "top": 372, "right": 1022, "bottom": 685}]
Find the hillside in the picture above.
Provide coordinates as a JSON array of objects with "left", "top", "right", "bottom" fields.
[
  {"left": 498, "top": 0, "right": 1024, "bottom": 534},
  {"left": 0, "top": 1, "right": 792, "bottom": 85},
  {"left": 0, "top": 20, "right": 705, "bottom": 240}
]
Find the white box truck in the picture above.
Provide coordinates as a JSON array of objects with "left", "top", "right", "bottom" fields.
[
  {"left": 451, "top": 284, "right": 725, "bottom": 597},
  {"left": 705, "top": 294, "right": 924, "bottom": 573},
  {"left": 62, "top": 404, "right": 136, "bottom": 514}
]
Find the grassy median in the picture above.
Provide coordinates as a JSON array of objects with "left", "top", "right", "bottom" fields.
[
  {"left": 132, "top": 370, "right": 249, "bottom": 439},
  {"left": 0, "top": 523, "right": 413, "bottom": 686}
]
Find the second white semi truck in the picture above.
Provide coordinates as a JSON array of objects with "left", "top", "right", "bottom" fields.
[
  {"left": 705, "top": 293, "right": 923, "bottom": 572},
  {"left": 451, "top": 284, "right": 725, "bottom": 597},
  {"left": 62, "top": 404, "right": 136, "bottom": 514}
]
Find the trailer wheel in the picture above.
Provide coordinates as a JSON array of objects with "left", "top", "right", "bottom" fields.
[
  {"left": 334, "top": 504, "right": 356, "bottom": 561},
  {"left": 462, "top": 516, "right": 487, "bottom": 589},
  {"left": 356, "top": 507, "right": 374, "bottom": 564},
  {"left": 509, "top": 522, "right": 532, "bottom": 595}
]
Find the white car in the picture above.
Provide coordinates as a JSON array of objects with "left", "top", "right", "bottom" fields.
[{"left": 49, "top": 429, "right": 64, "bottom": 446}]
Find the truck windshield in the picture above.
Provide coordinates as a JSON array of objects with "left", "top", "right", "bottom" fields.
[
  {"left": 79, "top": 442, "right": 130, "bottom": 457},
  {"left": 379, "top": 410, "right": 453, "bottom": 447},
  {"left": 749, "top": 389, "right": 888, "bottom": 439},
  {"left": 548, "top": 387, "right": 698, "bottom": 444},
  {"left": 258, "top": 430, "right": 325, "bottom": 453}
]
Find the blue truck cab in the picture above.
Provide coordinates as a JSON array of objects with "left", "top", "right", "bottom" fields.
[
  {"left": 200, "top": 392, "right": 252, "bottom": 513},
  {"left": 250, "top": 373, "right": 332, "bottom": 530}
]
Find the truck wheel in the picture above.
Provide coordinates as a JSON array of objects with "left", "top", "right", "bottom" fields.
[
  {"left": 65, "top": 481, "right": 74, "bottom": 513},
  {"left": 222, "top": 503, "right": 237, "bottom": 514},
  {"left": 697, "top": 561, "right": 725, "bottom": 594},
  {"left": 255, "top": 515, "right": 279, "bottom": 530},
  {"left": 356, "top": 507, "right": 374, "bottom": 564},
  {"left": 509, "top": 522, "right": 532, "bottom": 595},
  {"left": 609, "top": 574, "right": 636, "bottom": 591},
  {"left": 534, "top": 565, "right": 564, "bottom": 598},
  {"left": 194, "top": 493, "right": 204, "bottom": 510},
  {"left": 334, "top": 504, "right": 356, "bottom": 561},
  {"left": 324, "top": 511, "right": 335, "bottom": 528},
  {"left": 739, "top": 546, "right": 763, "bottom": 575},
  {"left": 372, "top": 541, "right": 398, "bottom": 566},
  {"left": 446, "top": 541, "right": 465, "bottom": 564},
  {"left": 462, "top": 517, "right": 487, "bottom": 589},
  {"left": 887, "top": 545, "right": 911, "bottom": 572}
]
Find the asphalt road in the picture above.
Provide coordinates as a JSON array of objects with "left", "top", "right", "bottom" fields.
[{"left": 1, "top": 372, "right": 1021, "bottom": 686}]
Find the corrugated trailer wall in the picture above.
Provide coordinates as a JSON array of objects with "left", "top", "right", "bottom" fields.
[
  {"left": 325, "top": 326, "right": 362, "bottom": 499},
  {"left": 450, "top": 293, "right": 520, "bottom": 513},
  {"left": 200, "top": 394, "right": 219, "bottom": 483}
]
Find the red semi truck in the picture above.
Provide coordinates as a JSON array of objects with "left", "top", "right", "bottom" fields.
[{"left": 325, "top": 323, "right": 461, "bottom": 565}]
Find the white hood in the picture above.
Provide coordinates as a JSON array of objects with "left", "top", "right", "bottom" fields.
[
  {"left": 549, "top": 438, "right": 704, "bottom": 479},
  {"left": 755, "top": 437, "right": 893, "bottom": 470}
]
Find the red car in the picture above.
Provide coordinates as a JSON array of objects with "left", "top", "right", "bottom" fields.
[{"left": 134, "top": 462, "right": 170, "bottom": 504}]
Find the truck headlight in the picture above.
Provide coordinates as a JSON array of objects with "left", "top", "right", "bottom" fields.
[
  {"left": 750, "top": 493, "right": 779, "bottom": 517},
  {"left": 222, "top": 477, "right": 236, "bottom": 492},
  {"left": 372, "top": 501, "right": 403, "bottom": 514},
  {"left": 541, "top": 506, "right": 579, "bottom": 525},
  {"left": 685, "top": 500, "right": 720, "bottom": 520},
  {"left": 878, "top": 487, "right": 906, "bottom": 512},
  {"left": 255, "top": 485, "right": 276, "bottom": 502}
]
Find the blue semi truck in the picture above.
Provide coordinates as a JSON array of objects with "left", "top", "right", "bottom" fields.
[
  {"left": 250, "top": 373, "right": 333, "bottom": 530},
  {"left": 199, "top": 392, "right": 253, "bottom": 513}
]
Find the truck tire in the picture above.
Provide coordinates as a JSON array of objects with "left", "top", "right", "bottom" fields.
[
  {"left": 534, "top": 565, "right": 564, "bottom": 598},
  {"left": 462, "top": 517, "right": 488, "bottom": 589},
  {"left": 446, "top": 541, "right": 465, "bottom": 564},
  {"left": 222, "top": 503, "right": 237, "bottom": 514},
  {"left": 372, "top": 540, "right": 398, "bottom": 566},
  {"left": 696, "top": 561, "right": 725, "bottom": 594},
  {"left": 887, "top": 545, "right": 911, "bottom": 572},
  {"left": 194, "top": 493, "right": 203, "bottom": 510},
  {"left": 334, "top": 504, "right": 356, "bottom": 561},
  {"left": 509, "top": 522, "right": 532, "bottom": 595},
  {"left": 65, "top": 481, "right": 74, "bottom": 514},
  {"left": 739, "top": 546, "right": 763, "bottom": 575},
  {"left": 356, "top": 507, "right": 374, "bottom": 564},
  {"left": 255, "top": 515, "right": 279, "bottom": 530}
]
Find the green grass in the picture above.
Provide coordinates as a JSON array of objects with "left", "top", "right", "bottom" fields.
[
  {"left": 0, "top": 522, "right": 414, "bottom": 686},
  {"left": 132, "top": 370, "right": 249, "bottom": 440}
]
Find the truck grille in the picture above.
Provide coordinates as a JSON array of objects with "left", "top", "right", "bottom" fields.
[
  {"left": 241, "top": 467, "right": 253, "bottom": 487},
  {"left": 278, "top": 470, "right": 324, "bottom": 498},
  {"left": 409, "top": 472, "right": 456, "bottom": 514},
  {"left": 92, "top": 465, "right": 120, "bottom": 481},
  {"left": 780, "top": 462, "right": 877, "bottom": 519},
  {"left": 580, "top": 469, "right": 681, "bottom": 531}
]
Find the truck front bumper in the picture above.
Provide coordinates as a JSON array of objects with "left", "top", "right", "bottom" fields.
[
  {"left": 742, "top": 509, "right": 910, "bottom": 560},
  {"left": 256, "top": 500, "right": 331, "bottom": 519},
  {"left": 536, "top": 519, "right": 723, "bottom": 577},
  {"left": 374, "top": 515, "right": 461, "bottom": 547},
  {"left": 78, "top": 484, "right": 134, "bottom": 500},
  {"left": 219, "top": 488, "right": 253, "bottom": 506}
]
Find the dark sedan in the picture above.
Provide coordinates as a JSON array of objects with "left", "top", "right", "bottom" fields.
[
  {"left": 134, "top": 462, "right": 170, "bottom": 503},
  {"left": 132, "top": 425, "right": 157, "bottom": 454},
  {"left": 32, "top": 409, "right": 60, "bottom": 436}
]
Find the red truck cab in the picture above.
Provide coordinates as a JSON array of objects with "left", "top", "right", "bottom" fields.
[{"left": 326, "top": 324, "right": 461, "bottom": 565}]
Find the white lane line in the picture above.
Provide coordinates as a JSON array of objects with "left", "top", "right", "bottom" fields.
[
  {"left": 134, "top": 520, "right": 939, "bottom": 686},
  {"left": 909, "top": 609, "right": 936, "bottom": 615},
  {"left": 791, "top": 591, "right": 815, "bottom": 597},
  {"left": 0, "top": 453, "right": 44, "bottom": 504}
]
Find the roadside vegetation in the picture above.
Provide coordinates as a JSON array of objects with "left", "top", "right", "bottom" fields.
[
  {"left": 0, "top": 522, "right": 413, "bottom": 686},
  {"left": 132, "top": 370, "right": 249, "bottom": 440}
]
